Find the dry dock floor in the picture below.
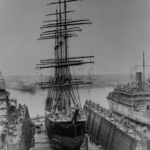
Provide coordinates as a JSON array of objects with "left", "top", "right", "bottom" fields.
[
  {"left": 30, "top": 132, "right": 52, "bottom": 150},
  {"left": 30, "top": 132, "right": 103, "bottom": 150}
]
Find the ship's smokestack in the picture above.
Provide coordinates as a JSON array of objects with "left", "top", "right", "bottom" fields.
[{"left": 136, "top": 72, "right": 142, "bottom": 88}]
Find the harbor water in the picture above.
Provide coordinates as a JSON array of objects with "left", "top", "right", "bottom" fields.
[{"left": 8, "top": 87, "right": 112, "bottom": 117}]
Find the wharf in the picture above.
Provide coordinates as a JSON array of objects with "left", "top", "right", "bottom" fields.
[{"left": 30, "top": 133, "right": 52, "bottom": 150}]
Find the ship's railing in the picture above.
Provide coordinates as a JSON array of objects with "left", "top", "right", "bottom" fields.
[
  {"left": 115, "top": 89, "right": 133, "bottom": 96},
  {"left": 107, "top": 94, "right": 133, "bottom": 107},
  {"left": 134, "top": 97, "right": 150, "bottom": 101}
]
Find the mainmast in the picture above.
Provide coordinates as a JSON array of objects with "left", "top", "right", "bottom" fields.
[
  {"left": 36, "top": 0, "right": 94, "bottom": 115},
  {"left": 134, "top": 51, "right": 150, "bottom": 88},
  {"left": 143, "top": 51, "right": 145, "bottom": 85}
]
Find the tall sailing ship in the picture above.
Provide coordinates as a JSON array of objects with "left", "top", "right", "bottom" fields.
[
  {"left": 107, "top": 52, "right": 150, "bottom": 125},
  {"left": 36, "top": 0, "right": 94, "bottom": 149}
]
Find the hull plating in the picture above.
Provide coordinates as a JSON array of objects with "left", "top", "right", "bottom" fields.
[
  {"left": 108, "top": 99, "right": 150, "bottom": 125},
  {"left": 45, "top": 116, "right": 85, "bottom": 149}
]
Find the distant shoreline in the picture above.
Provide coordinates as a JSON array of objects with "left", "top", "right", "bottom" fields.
[
  {"left": 5, "top": 84, "right": 115, "bottom": 93},
  {"left": 3, "top": 74, "right": 132, "bottom": 93}
]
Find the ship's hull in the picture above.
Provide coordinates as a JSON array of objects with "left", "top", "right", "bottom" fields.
[
  {"left": 45, "top": 116, "right": 85, "bottom": 150},
  {"left": 107, "top": 98, "right": 150, "bottom": 125}
]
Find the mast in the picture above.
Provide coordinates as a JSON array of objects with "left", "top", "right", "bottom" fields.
[
  {"left": 143, "top": 51, "right": 145, "bottom": 85},
  {"left": 130, "top": 72, "right": 133, "bottom": 89},
  {"left": 134, "top": 51, "right": 150, "bottom": 88},
  {"left": 36, "top": 0, "right": 94, "bottom": 115}
]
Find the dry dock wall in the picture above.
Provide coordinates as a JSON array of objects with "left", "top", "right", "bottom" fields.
[
  {"left": 83, "top": 104, "right": 150, "bottom": 150},
  {"left": 7, "top": 105, "right": 32, "bottom": 150}
]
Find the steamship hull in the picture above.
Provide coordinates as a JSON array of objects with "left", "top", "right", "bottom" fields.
[
  {"left": 107, "top": 98, "right": 150, "bottom": 125},
  {"left": 45, "top": 115, "right": 85, "bottom": 150}
]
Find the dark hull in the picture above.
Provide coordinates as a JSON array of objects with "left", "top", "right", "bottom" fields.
[{"left": 45, "top": 116, "right": 85, "bottom": 150}]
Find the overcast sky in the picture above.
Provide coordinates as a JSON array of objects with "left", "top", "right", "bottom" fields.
[{"left": 0, "top": 0, "right": 150, "bottom": 76}]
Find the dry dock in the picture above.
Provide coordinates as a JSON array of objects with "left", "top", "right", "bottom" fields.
[
  {"left": 30, "top": 125, "right": 102, "bottom": 150},
  {"left": 84, "top": 100, "right": 150, "bottom": 150}
]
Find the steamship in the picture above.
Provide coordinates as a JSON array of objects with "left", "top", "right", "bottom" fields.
[{"left": 107, "top": 70, "right": 150, "bottom": 125}]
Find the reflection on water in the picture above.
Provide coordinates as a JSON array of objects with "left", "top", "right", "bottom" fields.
[
  {"left": 8, "top": 89, "right": 46, "bottom": 117},
  {"left": 79, "top": 87, "right": 113, "bottom": 109},
  {"left": 7, "top": 87, "right": 113, "bottom": 117}
]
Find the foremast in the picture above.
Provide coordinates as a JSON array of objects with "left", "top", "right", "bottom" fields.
[{"left": 36, "top": 0, "right": 94, "bottom": 116}]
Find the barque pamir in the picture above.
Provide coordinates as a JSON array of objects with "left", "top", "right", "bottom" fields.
[
  {"left": 36, "top": 0, "right": 94, "bottom": 149},
  {"left": 107, "top": 71, "right": 150, "bottom": 125}
]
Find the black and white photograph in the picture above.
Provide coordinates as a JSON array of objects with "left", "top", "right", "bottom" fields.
[{"left": 0, "top": 0, "right": 150, "bottom": 149}]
